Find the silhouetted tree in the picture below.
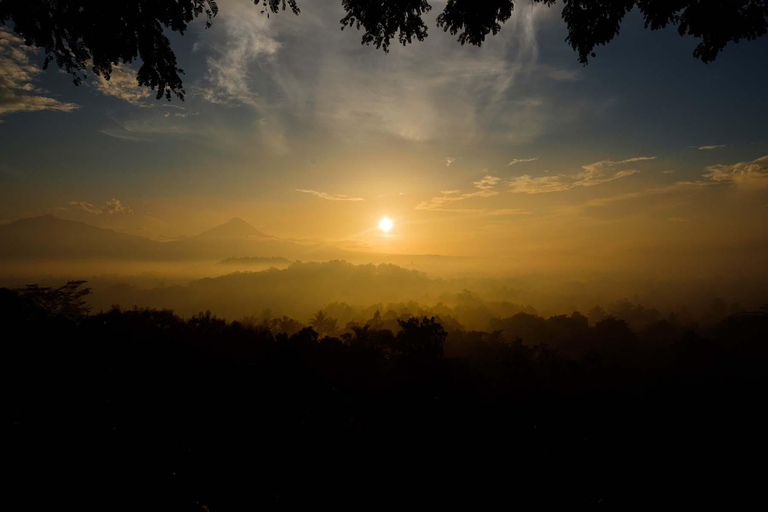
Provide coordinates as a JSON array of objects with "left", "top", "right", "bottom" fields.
[
  {"left": 705, "top": 297, "right": 730, "bottom": 326},
  {"left": 276, "top": 314, "right": 304, "bottom": 336},
  {"left": 14, "top": 280, "right": 92, "bottom": 320},
  {"left": 367, "top": 309, "right": 383, "bottom": 329},
  {"left": 395, "top": 316, "right": 446, "bottom": 359},
  {"left": 3, "top": 1, "right": 765, "bottom": 100},
  {"left": 588, "top": 305, "right": 607, "bottom": 326},
  {"left": 5, "top": 283, "right": 768, "bottom": 508},
  {"left": 309, "top": 310, "right": 339, "bottom": 337}
]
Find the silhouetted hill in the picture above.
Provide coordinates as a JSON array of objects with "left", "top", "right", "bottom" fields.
[
  {"left": 0, "top": 216, "right": 462, "bottom": 269},
  {"left": 86, "top": 260, "right": 448, "bottom": 320},
  {"left": 220, "top": 256, "right": 292, "bottom": 266},
  {"left": 0, "top": 215, "right": 162, "bottom": 259},
  {"left": 0, "top": 215, "right": 303, "bottom": 261},
  {"left": 193, "top": 217, "right": 276, "bottom": 241}
]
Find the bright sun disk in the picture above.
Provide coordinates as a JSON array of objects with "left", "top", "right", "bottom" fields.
[{"left": 378, "top": 216, "right": 393, "bottom": 233}]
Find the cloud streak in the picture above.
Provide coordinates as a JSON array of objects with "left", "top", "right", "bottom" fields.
[
  {"left": 0, "top": 28, "right": 79, "bottom": 118},
  {"left": 417, "top": 174, "right": 518, "bottom": 214},
  {"left": 508, "top": 156, "right": 654, "bottom": 194},
  {"left": 296, "top": 189, "right": 365, "bottom": 201},
  {"left": 94, "top": 64, "right": 151, "bottom": 105},
  {"left": 68, "top": 199, "right": 134, "bottom": 215},
  {"left": 507, "top": 157, "right": 539, "bottom": 166},
  {"left": 196, "top": 1, "right": 280, "bottom": 108},
  {"left": 190, "top": 2, "right": 572, "bottom": 146},
  {"left": 704, "top": 155, "right": 768, "bottom": 189}
]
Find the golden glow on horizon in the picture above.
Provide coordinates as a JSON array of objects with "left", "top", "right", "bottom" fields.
[{"left": 378, "top": 216, "right": 393, "bottom": 233}]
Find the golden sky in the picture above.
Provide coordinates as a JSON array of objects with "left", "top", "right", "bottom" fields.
[{"left": 1, "top": 1, "right": 767, "bottom": 277}]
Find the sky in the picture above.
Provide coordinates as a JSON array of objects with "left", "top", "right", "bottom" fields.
[{"left": 1, "top": 0, "right": 767, "bottom": 274}]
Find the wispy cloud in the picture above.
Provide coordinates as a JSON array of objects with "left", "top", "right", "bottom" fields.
[
  {"left": 703, "top": 155, "right": 768, "bottom": 189},
  {"left": 417, "top": 174, "right": 504, "bottom": 212},
  {"left": 99, "top": 111, "right": 195, "bottom": 141},
  {"left": 68, "top": 198, "right": 134, "bottom": 215},
  {"left": 474, "top": 175, "right": 501, "bottom": 190},
  {"left": 296, "top": 189, "right": 365, "bottom": 201},
  {"left": 94, "top": 63, "right": 151, "bottom": 105},
  {"left": 0, "top": 28, "right": 79, "bottom": 118},
  {"left": 99, "top": 130, "right": 144, "bottom": 142},
  {"left": 427, "top": 207, "right": 530, "bottom": 215},
  {"left": 188, "top": 2, "right": 571, "bottom": 146},
  {"left": 505, "top": 174, "right": 572, "bottom": 194},
  {"left": 508, "top": 156, "right": 654, "bottom": 194},
  {"left": 443, "top": 157, "right": 457, "bottom": 167},
  {"left": 196, "top": 1, "right": 281, "bottom": 108},
  {"left": 698, "top": 145, "right": 726, "bottom": 150},
  {"left": 582, "top": 156, "right": 768, "bottom": 209},
  {"left": 507, "top": 157, "right": 539, "bottom": 166},
  {"left": 582, "top": 181, "right": 709, "bottom": 208}
]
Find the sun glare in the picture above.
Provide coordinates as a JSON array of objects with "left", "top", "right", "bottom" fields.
[{"left": 378, "top": 216, "right": 393, "bottom": 233}]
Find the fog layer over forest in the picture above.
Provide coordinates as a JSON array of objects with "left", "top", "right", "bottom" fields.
[{"left": 1, "top": 215, "right": 765, "bottom": 331}]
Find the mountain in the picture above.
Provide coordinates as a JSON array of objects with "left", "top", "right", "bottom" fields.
[
  {"left": 193, "top": 218, "right": 276, "bottom": 241},
  {"left": 0, "top": 216, "right": 461, "bottom": 274},
  {"left": 0, "top": 215, "right": 162, "bottom": 259},
  {"left": 0, "top": 215, "right": 305, "bottom": 261}
]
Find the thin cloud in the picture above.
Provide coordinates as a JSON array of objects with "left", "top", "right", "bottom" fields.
[
  {"left": 508, "top": 156, "right": 654, "bottom": 194},
  {"left": 99, "top": 130, "right": 144, "bottom": 142},
  {"left": 417, "top": 174, "right": 502, "bottom": 211},
  {"left": 102, "top": 114, "right": 195, "bottom": 139},
  {"left": 188, "top": 2, "right": 561, "bottom": 146},
  {"left": 93, "top": 63, "right": 151, "bottom": 105},
  {"left": 699, "top": 145, "right": 726, "bottom": 150},
  {"left": 473, "top": 175, "right": 501, "bottom": 190},
  {"left": 68, "top": 198, "right": 134, "bottom": 215},
  {"left": 196, "top": 1, "right": 280, "bottom": 108},
  {"left": 507, "top": 157, "right": 539, "bottom": 166},
  {"left": 506, "top": 174, "right": 571, "bottom": 194},
  {"left": 420, "top": 207, "right": 530, "bottom": 215},
  {"left": 0, "top": 28, "right": 79, "bottom": 118},
  {"left": 703, "top": 155, "right": 768, "bottom": 189},
  {"left": 582, "top": 181, "right": 710, "bottom": 208},
  {"left": 443, "top": 157, "right": 457, "bottom": 167},
  {"left": 296, "top": 189, "right": 365, "bottom": 201}
]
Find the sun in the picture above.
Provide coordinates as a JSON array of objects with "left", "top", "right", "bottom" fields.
[{"left": 378, "top": 216, "right": 393, "bottom": 233}]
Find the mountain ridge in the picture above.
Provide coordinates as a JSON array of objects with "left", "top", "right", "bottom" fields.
[{"left": 0, "top": 215, "right": 457, "bottom": 267}]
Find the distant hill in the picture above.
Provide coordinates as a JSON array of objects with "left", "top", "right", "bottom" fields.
[
  {"left": 194, "top": 218, "right": 276, "bottom": 241},
  {"left": 0, "top": 215, "right": 162, "bottom": 259},
  {"left": 85, "top": 260, "right": 449, "bottom": 321},
  {"left": 0, "top": 215, "right": 287, "bottom": 260},
  {"left": 0, "top": 215, "right": 462, "bottom": 272},
  {"left": 220, "top": 256, "right": 292, "bottom": 266}
]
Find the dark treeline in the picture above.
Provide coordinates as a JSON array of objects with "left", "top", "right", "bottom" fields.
[{"left": 6, "top": 282, "right": 768, "bottom": 509}]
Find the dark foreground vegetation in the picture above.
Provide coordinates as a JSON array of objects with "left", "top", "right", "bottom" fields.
[{"left": 6, "top": 282, "right": 768, "bottom": 509}]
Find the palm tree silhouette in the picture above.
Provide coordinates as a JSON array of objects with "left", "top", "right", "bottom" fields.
[{"left": 309, "top": 310, "right": 339, "bottom": 337}]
